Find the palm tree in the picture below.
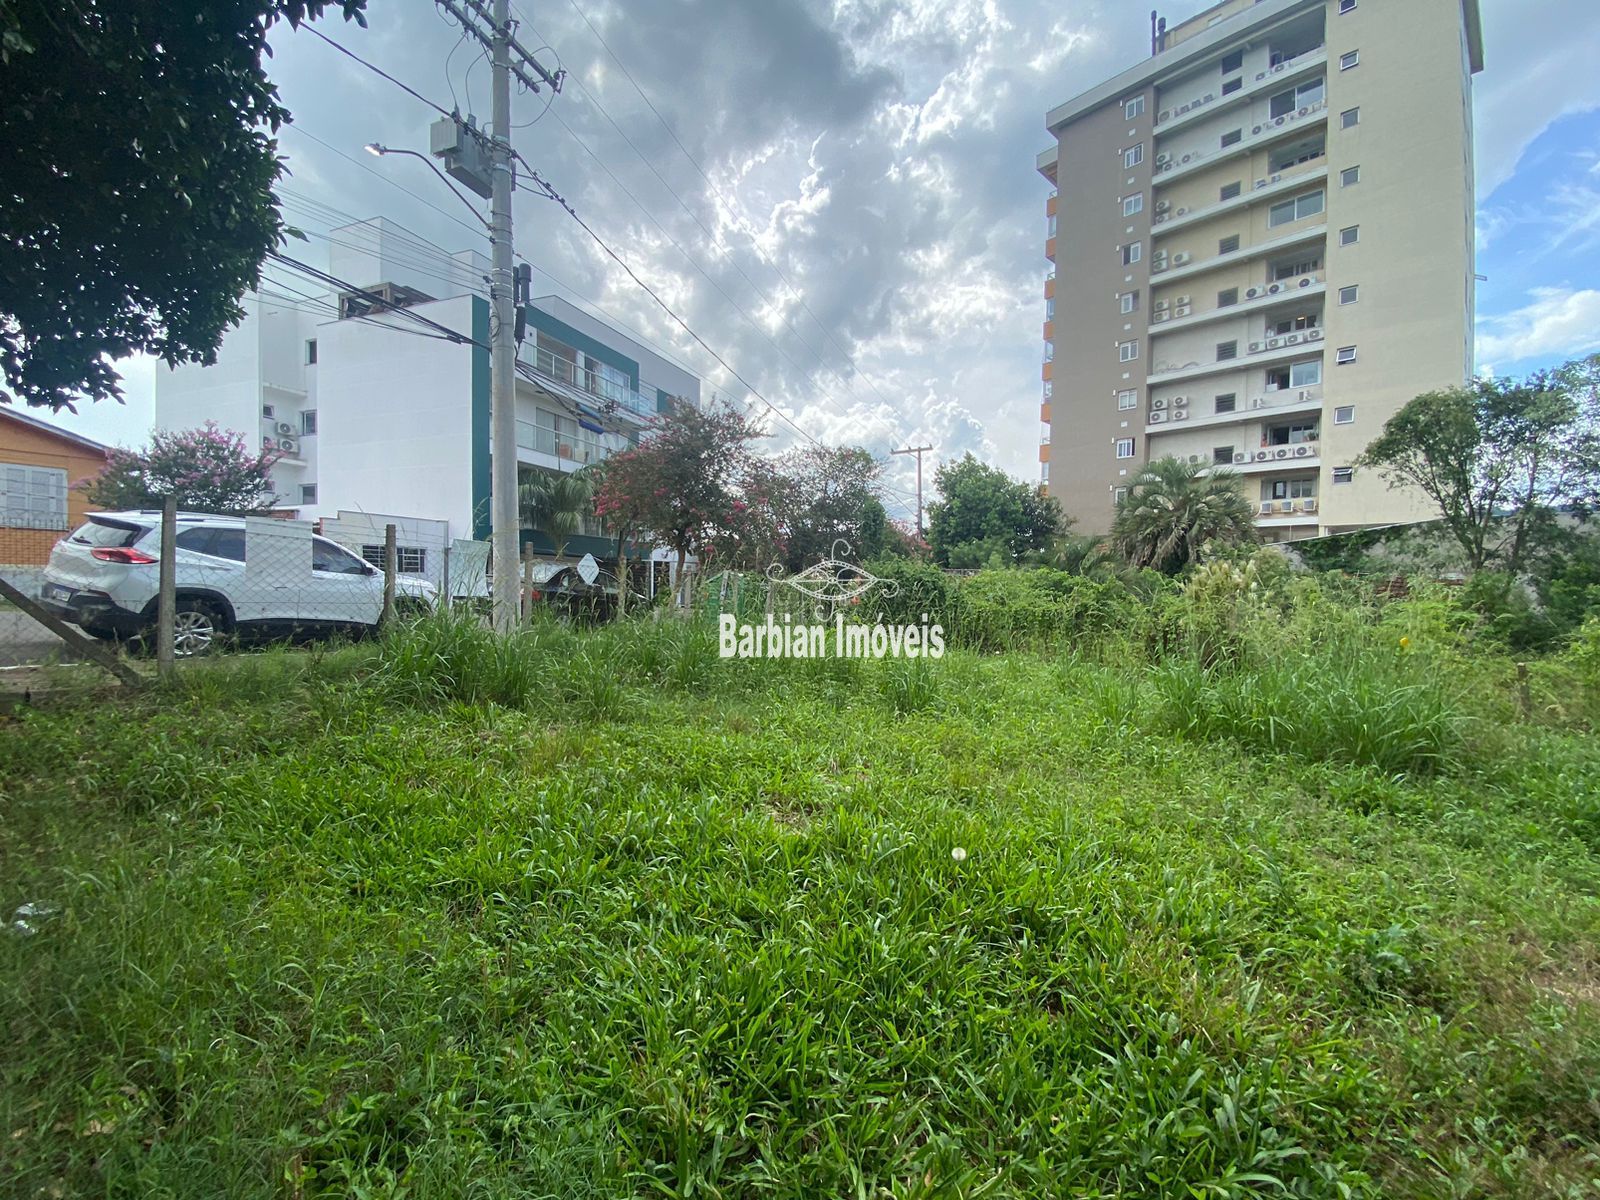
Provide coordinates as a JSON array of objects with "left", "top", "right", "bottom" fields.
[
  {"left": 1046, "top": 532, "right": 1120, "bottom": 579},
  {"left": 1110, "top": 456, "right": 1257, "bottom": 575},
  {"left": 519, "top": 468, "right": 595, "bottom": 560}
]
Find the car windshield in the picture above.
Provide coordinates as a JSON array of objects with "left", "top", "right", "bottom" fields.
[{"left": 68, "top": 518, "right": 144, "bottom": 548}]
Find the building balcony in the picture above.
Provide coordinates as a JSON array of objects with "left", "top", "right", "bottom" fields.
[
  {"left": 1041, "top": 401, "right": 1051, "bottom": 422},
  {"left": 1045, "top": 273, "right": 1055, "bottom": 299},
  {"left": 1149, "top": 223, "right": 1326, "bottom": 287},
  {"left": 1043, "top": 320, "right": 1054, "bottom": 340},
  {"left": 1047, "top": 193, "right": 1058, "bottom": 217},
  {"left": 1148, "top": 335, "right": 1325, "bottom": 387},
  {"left": 1154, "top": 45, "right": 1326, "bottom": 136},
  {"left": 1151, "top": 274, "right": 1324, "bottom": 336},
  {"left": 515, "top": 420, "right": 620, "bottom": 468},
  {"left": 1146, "top": 388, "right": 1322, "bottom": 435},
  {"left": 1152, "top": 158, "right": 1328, "bottom": 238},
  {"left": 522, "top": 345, "right": 658, "bottom": 423},
  {"left": 1152, "top": 100, "right": 1328, "bottom": 186},
  {"left": 1227, "top": 441, "right": 1320, "bottom": 474},
  {"left": 1254, "top": 496, "right": 1320, "bottom": 520},
  {"left": 1045, "top": 236, "right": 1057, "bottom": 262}
]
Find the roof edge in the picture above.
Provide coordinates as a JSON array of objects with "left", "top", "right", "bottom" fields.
[
  {"left": 0, "top": 403, "right": 112, "bottom": 455},
  {"left": 1462, "top": 0, "right": 1484, "bottom": 73}
]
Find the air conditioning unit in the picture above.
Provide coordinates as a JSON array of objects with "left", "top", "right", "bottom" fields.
[
  {"left": 1300, "top": 498, "right": 1318, "bottom": 513},
  {"left": 1176, "top": 295, "right": 1192, "bottom": 306},
  {"left": 1267, "top": 337, "right": 1283, "bottom": 349},
  {"left": 1178, "top": 102, "right": 1191, "bottom": 114},
  {"left": 276, "top": 421, "right": 296, "bottom": 436},
  {"left": 1154, "top": 214, "right": 1167, "bottom": 225},
  {"left": 1254, "top": 178, "right": 1269, "bottom": 189},
  {"left": 1277, "top": 499, "right": 1295, "bottom": 512},
  {"left": 1256, "top": 71, "right": 1267, "bottom": 81},
  {"left": 1181, "top": 153, "right": 1194, "bottom": 164},
  {"left": 1245, "top": 286, "right": 1263, "bottom": 300},
  {"left": 1173, "top": 252, "right": 1192, "bottom": 265},
  {"left": 1149, "top": 409, "right": 1168, "bottom": 423},
  {"left": 277, "top": 437, "right": 299, "bottom": 456},
  {"left": 1296, "top": 389, "right": 1313, "bottom": 403},
  {"left": 1234, "top": 452, "right": 1250, "bottom": 465},
  {"left": 1175, "top": 206, "right": 1190, "bottom": 216},
  {"left": 1272, "top": 62, "right": 1287, "bottom": 73},
  {"left": 1248, "top": 341, "right": 1263, "bottom": 354},
  {"left": 1298, "top": 106, "right": 1310, "bottom": 117},
  {"left": 1171, "top": 409, "right": 1190, "bottom": 421},
  {"left": 1259, "top": 502, "right": 1275, "bottom": 515},
  {"left": 1274, "top": 447, "right": 1291, "bottom": 459},
  {"left": 1252, "top": 125, "right": 1263, "bottom": 136},
  {"left": 1158, "top": 109, "right": 1172, "bottom": 122},
  {"left": 1174, "top": 304, "right": 1192, "bottom": 318},
  {"left": 1152, "top": 310, "right": 1169, "bottom": 323},
  {"left": 1255, "top": 449, "right": 1272, "bottom": 462},
  {"left": 1273, "top": 116, "right": 1287, "bottom": 126},
  {"left": 1307, "top": 329, "right": 1324, "bottom": 341},
  {"left": 1297, "top": 275, "right": 1314, "bottom": 288},
  {"left": 262, "top": 437, "right": 276, "bottom": 450},
  {"left": 1156, "top": 152, "right": 1174, "bottom": 166},
  {"left": 1189, "top": 454, "right": 1206, "bottom": 465},
  {"left": 1267, "top": 283, "right": 1284, "bottom": 294},
  {"left": 1270, "top": 173, "right": 1283, "bottom": 183},
  {"left": 1152, "top": 396, "right": 1169, "bottom": 410},
  {"left": 1203, "top": 93, "right": 1215, "bottom": 103},
  {"left": 1173, "top": 395, "right": 1190, "bottom": 407},
  {"left": 1286, "top": 333, "right": 1303, "bottom": 345},
  {"left": 1153, "top": 298, "right": 1170, "bottom": 310},
  {"left": 1155, "top": 199, "right": 1171, "bottom": 213},
  {"left": 1293, "top": 444, "right": 1312, "bottom": 457}
]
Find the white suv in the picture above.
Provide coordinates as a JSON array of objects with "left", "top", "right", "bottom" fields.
[{"left": 39, "top": 511, "right": 436, "bottom": 656}]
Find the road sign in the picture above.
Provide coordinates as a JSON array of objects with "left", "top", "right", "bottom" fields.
[{"left": 576, "top": 553, "right": 600, "bottom": 585}]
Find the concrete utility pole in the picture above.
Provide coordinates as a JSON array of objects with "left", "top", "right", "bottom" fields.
[
  {"left": 488, "top": 0, "right": 519, "bottom": 632},
  {"left": 891, "top": 444, "right": 934, "bottom": 536}
]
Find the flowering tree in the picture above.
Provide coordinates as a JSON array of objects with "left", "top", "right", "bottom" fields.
[
  {"left": 594, "top": 404, "right": 763, "bottom": 605},
  {"left": 85, "top": 422, "right": 280, "bottom": 514}
]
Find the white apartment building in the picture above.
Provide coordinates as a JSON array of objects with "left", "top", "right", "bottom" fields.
[
  {"left": 156, "top": 217, "right": 701, "bottom": 574},
  {"left": 1037, "top": 0, "right": 1483, "bottom": 538}
]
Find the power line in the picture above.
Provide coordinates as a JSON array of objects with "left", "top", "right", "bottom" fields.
[
  {"left": 302, "top": 25, "right": 452, "bottom": 117},
  {"left": 520, "top": 167, "right": 821, "bottom": 448}
]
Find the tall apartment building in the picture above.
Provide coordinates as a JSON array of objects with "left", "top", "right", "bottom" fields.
[
  {"left": 157, "top": 217, "right": 700, "bottom": 568},
  {"left": 1037, "top": 0, "right": 1483, "bottom": 538}
]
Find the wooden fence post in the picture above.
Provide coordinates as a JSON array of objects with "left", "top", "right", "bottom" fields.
[{"left": 156, "top": 496, "right": 176, "bottom": 677}]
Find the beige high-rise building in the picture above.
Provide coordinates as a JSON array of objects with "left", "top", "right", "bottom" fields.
[{"left": 1036, "top": 0, "right": 1483, "bottom": 538}]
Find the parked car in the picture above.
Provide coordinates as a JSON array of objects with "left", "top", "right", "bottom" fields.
[{"left": 38, "top": 511, "right": 436, "bottom": 656}]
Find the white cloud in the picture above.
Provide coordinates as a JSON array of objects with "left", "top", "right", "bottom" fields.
[{"left": 1476, "top": 287, "right": 1600, "bottom": 364}]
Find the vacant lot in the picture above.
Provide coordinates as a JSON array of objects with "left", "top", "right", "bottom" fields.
[{"left": 3, "top": 607, "right": 1599, "bottom": 1197}]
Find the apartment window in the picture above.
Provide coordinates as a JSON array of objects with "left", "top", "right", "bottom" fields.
[
  {"left": 1270, "top": 80, "right": 1325, "bottom": 119},
  {"left": 1115, "top": 438, "right": 1136, "bottom": 459},
  {"left": 1340, "top": 50, "right": 1360, "bottom": 70},
  {"left": 1289, "top": 360, "right": 1322, "bottom": 388},
  {"left": 1273, "top": 255, "right": 1323, "bottom": 281},
  {"left": 1270, "top": 314, "right": 1320, "bottom": 336},
  {"left": 1125, "top": 143, "right": 1144, "bottom": 168},
  {"left": 1217, "top": 287, "right": 1239, "bottom": 307},
  {"left": 1340, "top": 0, "right": 1357, "bottom": 11},
  {"left": 1213, "top": 446, "right": 1235, "bottom": 465},
  {"left": 1341, "top": 165, "right": 1362, "bottom": 187},
  {"left": 1221, "top": 128, "right": 1243, "bottom": 148},
  {"left": 0, "top": 463, "right": 68, "bottom": 531},
  {"left": 306, "top": 339, "right": 318, "bottom": 365},
  {"left": 1219, "top": 234, "right": 1241, "bottom": 255},
  {"left": 1125, "top": 95, "right": 1146, "bottom": 120},
  {"left": 1047, "top": 213, "right": 1058, "bottom": 236},
  {"left": 1042, "top": 461, "right": 1050, "bottom": 484},
  {"left": 1220, "top": 49, "right": 1244, "bottom": 74},
  {"left": 1043, "top": 381, "right": 1053, "bottom": 398},
  {"left": 1117, "top": 389, "right": 1138, "bottom": 410},
  {"left": 1215, "top": 393, "right": 1237, "bottom": 414},
  {"left": 1268, "top": 421, "right": 1320, "bottom": 446},
  {"left": 1046, "top": 297, "right": 1056, "bottom": 318},
  {"left": 1122, "top": 241, "right": 1142, "bottom": 265},
  {"left": 1341, "top": 107, "right": 1360, "bottom": 129},
  {"left": 1118, "top": 340, "right": 1140, "bottom": 362},
  {"left": 1123, "top": 192, "right": 1144, "bottom": 216},
  {"left": 262, "top": 404, "right": 275, "bottom": 419},
  {"left": 1340, "top": 225, "right": 1360, "bottom": 246},
  {"left": 1220, "top": 181, "right": 1242, "bottom": 201},
  {"left": 1334, "top": 405, "right": 1356, "bottom": 424},
  {"left": 1120, "top": 290, "right": 1140, "bottom": 314},
  {"left": 1216, "top": 340, "right": 1238, "bottom": 362},
  {"left": 1337, "top": 346, "right": 1358, "bottom": 365},
  {"left": 361, "top": 545, "right": 428, "bottom": 574},
  {"left": 1113, "top": 486, "right": 1129, "bottom": 505},
  {"left": 299, "top": 484, "right": 317, "bottom": 505},
  {"left": 1269, "top": 478, "right": 1317, "bottom": 500},
  {"left": 1222, "top": 77, "right": 1242, "bottom": 96},
  {"left": 300, "top": 409, "right": 318, "bottom": 436},
  {"left": 1332, "top": 467, "right": 1354, "bottom": 484},
  {"left": 1043, "top": 343, "right": 1054, "bottom": 362},
  {"left": 1339, "top": 284, "right": 1360, "bottom": 305},
  {"left": 1268, "top": 190, "right": 1325, "bottom": 227}
]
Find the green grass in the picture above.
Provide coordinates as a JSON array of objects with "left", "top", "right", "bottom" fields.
[{"left": 3, "top": 611, "right": 1600, "bottom": 1197}]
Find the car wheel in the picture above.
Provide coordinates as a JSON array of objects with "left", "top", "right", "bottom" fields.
[{"left": 169, "top": 599, "right": 228, "bottom": 658}]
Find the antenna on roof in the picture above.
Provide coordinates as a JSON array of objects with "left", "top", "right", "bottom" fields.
[
  {"left": 1157, "top": 16, "right": 1168, "bottom": 53},
  {"left": 1151, "top": 10, "right": 1159, "bottom": 57}
]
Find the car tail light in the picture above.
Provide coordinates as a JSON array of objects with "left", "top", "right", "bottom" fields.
[{"left": 90, "top": 546, "right": 158, "bottom": 564}]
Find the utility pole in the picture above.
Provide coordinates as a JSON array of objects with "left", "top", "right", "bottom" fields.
[
  {"left": 425, "top": 0, "right": 563, "bottom": 631},
  {"left": 891, "top": 444, "right": 933, "bottom": 536},
  {"left": 487, "top": 0, "right": 519, "bottom": 632}
]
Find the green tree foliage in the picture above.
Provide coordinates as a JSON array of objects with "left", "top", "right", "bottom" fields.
[
  {"left": 925, "top": 454, "right": 1064, "bottom": 566},
  {"left": 0, "top": 0, "right": 369, "bottom": 410},
  {"left": 767, "top": 445, "right": 884, "bottom": 571},
  {"left": 1110, "top": 456, "right": 1258, "bottom": 575},
  {"left": 594, "top": 403, "right": 763, "bottom": 601},
  {"left": 85, "top": 423, "right": 279, "bottom": 514},
  {"left": 1357, "top": 356, "right": 1600, "bottom": 575},
  {"left": 518, "top": 468, "right": 596, "bottom": 560}
]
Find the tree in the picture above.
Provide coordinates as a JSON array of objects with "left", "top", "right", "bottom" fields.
[
  {"left": 518, "top": 468, "right": 595, "bottom": 560},
  {"left": 1357, "top": 357, "right": 1600, "bottom": 575},
  {"left": 0, "top": 0, "right": 369, "bottom": 411},
  {"left": 767, "top": 445, "right": 884, "bottom": 571},
  {"left": 85, "top": 423, "right": 280, "bottom": 514},
  {"left": 1109, "top": 457, "right": 1257, "bottom": 575},
  {"left": 925, "top": 454, "right": 1065, "bottom": 566},
  {"left": 1046, "top": 533, "right": 1120, "bottom": 580},
  {"left": 593, "top": 404, "right": 763, "bottom": 605}
]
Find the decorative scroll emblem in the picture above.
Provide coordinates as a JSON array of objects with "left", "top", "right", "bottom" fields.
[{"left": 767, "top": 539, "right": 899, "bottom": 618}]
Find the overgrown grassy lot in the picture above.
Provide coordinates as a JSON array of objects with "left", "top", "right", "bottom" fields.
[{"left": 4, "top": 572, "right": 1600, "bottom": 1197}]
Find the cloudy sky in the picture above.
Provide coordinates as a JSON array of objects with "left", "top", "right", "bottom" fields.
[{"left": 54, "top": 0, "right": 1600, "bottom": 523}]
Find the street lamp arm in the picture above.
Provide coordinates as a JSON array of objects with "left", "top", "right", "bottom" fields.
[{"left": 365, "top": 143, "right": 490, "bottom": 230}]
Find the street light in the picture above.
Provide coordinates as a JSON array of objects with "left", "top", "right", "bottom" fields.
[{"left": 363, "top": 143, "right": 489, "bottom": 228}]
